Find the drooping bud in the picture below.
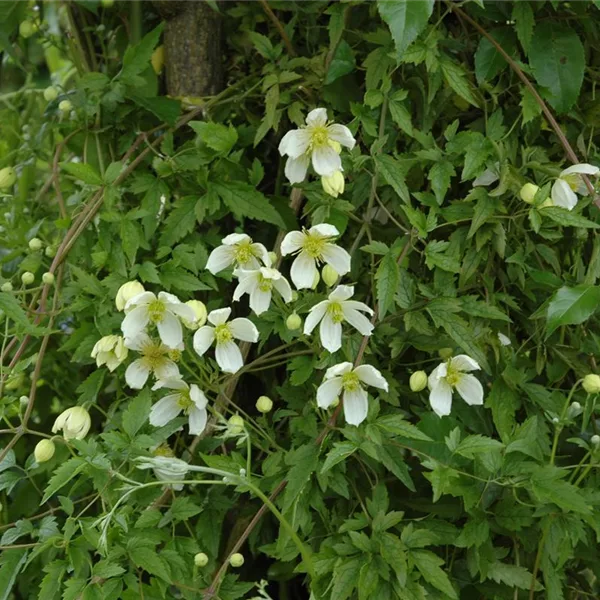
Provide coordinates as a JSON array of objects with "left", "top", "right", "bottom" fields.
[
  {"left": 52, "top": 406, "right": 91, "bottom": 440},
  {"left": 34, "top": 439, "right": 56, "bottom": 463},
  {"left": 311, "top": 270, "right": 320, "bottom": 289},
  {"left": 583, "top": 374, "right": 600, "bottom": 394},
  {"left": 115, "top": 281, "right": 145, "bottom": 311},
  {"left": 519, "top": 183, "right": 539, "bottom": 204},
  {"left": 43, "top": 86, "right": 58, "bottom": 102},
  {"left": 322, "top": 264, "right": 338, "bottom": 287},
  {"left": 182, "top": 300, "right": 207, "bottom": 330},
  {"left": 194, "top": 552, "right": 209, "bottom": 567},
  {"left": 229, "top": 553, "right": 244, "bottom": 567},
  {"left": 409, "top": 371, "right": 428, "bottom": 392},
  {"left": 256, "top": 396, "right": 273, "bottom": 413},
  {"left": 28, "top": 238, "right": 43, "bottom": 251},
  {"left": 321, "top": 171, "right": 345, "bottom": 198},
  {"left": 286, "top": 312, "right": 302, "bottom": 331},
  {"left": 21, "top": 272, "right": 34, "bottom": 285},
  {"left": 91, "top": 335, "right": 128, "bottom": 371},
  {"left": 0, "top": 167, "right": 17, "bottom": 189}
]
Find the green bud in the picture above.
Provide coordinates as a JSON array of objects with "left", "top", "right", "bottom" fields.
[
  {"left": 583, "top": 374, "right": 600, "bottom": 394},
  {"left": 291, "top": 291, "right": 299, "bottom": 302},
  {"left": 286, "top": 312, "right": 302, "bottom": 330},
  {"left": 34, "top": 439, "right": 55, "bottom": 463},
  {"left": 21, "top": 272, "right": 35, "bottom": 285},
  {"left": 229, "top": 553, "right": 244, "bottom": 567},
  {"left": 438, "top": 347, "right": 453, "bottom": 360},
  {"left": 19, "top": 21, "right": 35, "bottom": 38},
  {"left": 267, "top": 251, "right": 277, "bottom": 265},
  {"left": 42, "top": 272, "right": 55, "bottom": 285},
  {"left": 28, "top": 237, "right": 43, "bottom": 251},
  {"left": 409, "top": 371, "right": 428, "bottom": 392},
  {"left": 519, "top": 183, "right": 539, "bottom": 204},
  {"left": 1, "top": 282, "right": 13, "bottom": 292},
  {"left": 0, "top": 167, "right": 17, "bottom": 189},
  {"left": 228, "top": 415, "right": 244, "bottom": 435},
  {"left": 256, "top": 396, "right": 273, "bottom": 413},
  {"left": 591, "top": 434, "right": 600, "bottom": 446},
  {"left": 43, "top": 86, "right": 58, "bottom": 102},
  {"left": 58, "top": 99, "right": 72, "bottom": 113},
  {"left": 322, "top": 264, "right": 338, "bottom": 287},
  {"left": 45, "top": 245, "right": 56, "bottom": 258},
  {"left": 194, "top": 552, "right": 209, "bottom": 567}
]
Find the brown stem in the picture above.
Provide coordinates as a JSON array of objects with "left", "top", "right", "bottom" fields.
[{"left": 258, "top": 0, "right": 296, "bottom": 57}]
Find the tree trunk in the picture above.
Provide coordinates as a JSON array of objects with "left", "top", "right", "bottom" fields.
[{"left": 153, "top": 0, "right": 224, "bottom": 98}]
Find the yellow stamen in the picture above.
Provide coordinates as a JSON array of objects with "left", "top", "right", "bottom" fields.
[
  {"left": 327, "top": 301, "right": 345, "bottom": 324},
  {"left": 176, "top": 391, "right": 194, "bottom": 413},
  {"left": 140, "top": 339, "right": 169, "bottom": 370},
  {"left": 234, "top": 241, "right": 255, "bottom": 266},
  {"left": 147, "top": 299, "right": 166, "bottom": 323},
  {"left": 310, "top": 125, "right": 329, "bottom": 148},
  {"left": 303, "top": 233, "right": 326, "bottom": 259},
  {"left": 214, "top": 323, "right": 233, "bottom": 344},
  {"left": 341, "top": 371, "right": 360, "bottom": 392}
]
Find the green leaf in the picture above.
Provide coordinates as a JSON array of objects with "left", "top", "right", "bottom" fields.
[
  {"left": 325, "top": 40, "right": 356, "bottom": 85},
  {"left": 411, "top": 550, "right": 458, "bottom": 599},
  {"left": 128, "top": 94, "right": 181, "bottom": 126},
  {"left": 122, "top": 388, "right": 151, "bottom": 438},
  {"left": 487, "top": 562, "right": 541, "bottom": 591},
  {"left": 41, "top": 458, "right": 87, "bottom": 504},
  {"left": 282, "top": 444, "right": 319, "bottom": 513},
  {"left": 455, "top": 435, "right": 503, "bottom": 458},
  {"left": 38, "top": 560, "right": 66, "bottom": 599},
  {"left": 376, "top": 445, "right": 415, "bottom": 491},
  {"left": 213, "top": 182, "right": 286, "bottom": 228},
  {"left": 331, "top": 557, "right": 361, "bottom": 600},
  {"left": 376, "top": 154, "right": 410, "bottom": 203},
  {"left": 388, "top": 98, "right": 413, "bottom": 136},
  {"left": 129, "top": 546, "right": 171, "bottom": 582},
  {"left": 486, "top": 379, "right": 518, "bottom": 443},
  {"left": 321, "top": 442, "right": 357, "bottom": 474},
  {"left": 121, "top": 23, "right": 164, "bottom": 82},
  {"left": 546, "top": 285, "right": 600, "bottom": 336},
  {"left": 377, "top": 0, "right": 435, "bottom": 57},
  {"left": 60, "top": 162, "right": 103, "bottom": 186},
  {"left": 376, "top": 415, "right": 432, "bottom": 441},
  {"left": 0, "top": 549, "right": 27, "bottom": 600},
  {"left": 160, "top": 197, "right": 198, "bottom": 247},
  {"left": 0, "top": 292, "right": 38, "bottom": 333},
  {"left": 474, "top": 28, "right": 516, "bottom": 84},
  {"left": 512, "top": 1, "right": 534, "bottom": 52},
  {"left": 428, "top": 161, "right": 455, "bottom": 205},
  {"left": 542, "top": 207, "right": 600, "bottom": 229},
  {"left": 170, "top": 497, "right": 202, "bottom": 522},
  {"left": 530, "top": 467, "right": 592, "bottom": 514},
  {"left": 440, "top": 58, "right": 479, "bottom": 107},
  {"left": 529, "top": 22, "right": 584, "bottom": 113},
  {"left": 376, "top": 253, "right": 400, "bottom": 318},
  {"left": 189, "top": 121, "right": 238, "bottom": 154}
]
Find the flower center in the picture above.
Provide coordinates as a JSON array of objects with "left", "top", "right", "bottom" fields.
[
  {"left": 327, "top": 301, "right": 345, "bottom": 324},
  {"left": 310, "top": 125, "right": 329, "bottom": 148},
  {"left": 302, "top": 234, "right": 326, "bottom": 259},
  {"left": 258, "top": 274, "right": 273, "bottom": 292},
  {"left": 147, "top": 299, "right": 166, "bottom": 323},
  {"left": 176, "top": 391, "right": 194, "bottom": 413},
  {"left": 154, "top": 444, "right": 174, "bottom": 458},
  {"left": 234, "top": 242, "right": 254, "bottom": 266},
  {"left": 168, "top": 348, "right": 182, "bottom": 362},
  {"left": 214, "top": 323, "right": 233, "bottom": 344},
  {"left": 341, "top": 371, "right": 361, "bottom": 392},
  {"left": 141, "top": 340, "right": 167, "bottom": 370},
  {"left": 562, "top": 173, "right": 580, "bottom": 192},
  {"left": 445, "top": 364, "right": 462, "bottom": 387}
]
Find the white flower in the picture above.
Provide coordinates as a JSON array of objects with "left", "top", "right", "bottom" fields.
[
  {"left": 115, "top": 281, "right": 145, "bottom": 311},
  {"left": 91, "top": 335, "right": 128, "bottom": 371},
  {"left": 317, "top": 362, "right": 388, "bottom": 426},
  {"left": 150, "top": 379, "right": 209, "bottom": 435},
  {"left": 278, "top": 108, "right": 355, "bottom": 183},
  {"left": 206, "top": 233, "right": 270, "bottom": 274},
  {"left": 428, "top": 355, "right": 484, "bottom": 417},
  {"left": 232, "top": 267, "right": 292, "bottom": 315},
  {"left": 52, "top": 406, "right": 92, "bottom": 440},
  {"left": 497, "top": 332, "right": 511, "bottom": 347},
  {"left": 124, "top": 333, "right": 181, "bottom": 389},
  {"left": 193, "top": 308, "right": 259, "bottom": 373},
  {"left": 121, "top": 291, "right": 195, "bottom": 349},
  {"left": 281, "top": 223, "right": 351, "bottom": 289},
  {"left": 304, "top": 285, "right": 374, "bottom": 353},
  {"left": 551, "top": 163, "right": 599, "bottom": 211},
  {"left": 136, "top": 455, "right": 190, "bottom": 491}
]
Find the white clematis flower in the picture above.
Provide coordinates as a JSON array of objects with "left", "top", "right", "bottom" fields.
[
  {"left": 52, "top": 406, "right": 92, "bottom": 440},
  {"left": 428, "top": 355, "right": 484, "bottom": 417},
  {"left": 317, "top": 362, "right": 388, "bottom": 426},
  {"left": 124, "top": 333, "right": 181, "bottom": 389},
  {"left": 281, "top": 223, "right": 351, "bottom": 289},
  {"left": 121, "top": 291, "right": 195, "bottom": 349},
  {"left": 304, "top": 285, "right": 374, "bottom": 353},
  {"left": 551, "top": 163, "right": 599, "bottom": 211},
  {"left": 136, "top": 454, "right": 190, "bottom": 491},
  {"left": 150, "top": 379, "right": 209, "bottom": 435},
  {"left": 206, "top": 233, "right": 270, "bottom": 274},
  {"left": 91, "top": 335, "right": 128, "bottom": 371},
  {"left": 232, "top": 267, "right": 292, "bottom": 315},
  {"left": 278, "top": 107, "right": 355, "bottom": 183},
  {"left": 193, "top": 308, "right": 259, "bottom": 373}
]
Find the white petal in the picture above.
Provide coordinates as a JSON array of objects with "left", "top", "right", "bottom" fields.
[
  {"left": 321, "top": 244, "right": 351, "bottom": 275},
  {"left": 150, "top": 395, "right": 182, "bottom": 427},
  {"left": 285, "top": 155, "right": 310, "bottom": 184},
  {"left": 342, "top": 307, "right": 374, "bottom": 336},
  {"left": 229, "top": 318, "right": 259, "bottom": 342},
  {"left": 157, "top": 312, "right": 183, "bottom": 349},
  {"left": 190, "top": 385, "right": 208, "bottom": 410},
  {"left": 309, "top": 223, "right": 339, "bottom": 238},
  {"left": 324, "top": 362, "right": 353, "bottom": 379},
  {"left": 304, "top": 301, "right": 328, "bottom": 335},
  {"left": 251, "top": 243, "right": 271, "bottom": 266},
  {"left": 429, "top": 381, "right": 453, "bottom": 417},
  {"left": 121, "top": 305, "right": 150, "bottom": 339},
  {"left": 354, "top": 365, "right": 388, "bottom": 391},
  {"left": 208, "top": 308, "right": 231, "bottom": 326},
  {"left": 222, "top": 233, "right": 251, "bottom": 245},
  {"left": 343, "top": 387, "right": 369, "bottom": 426},
  {"left": 428, "top": 363, "right": 448, "bottom": 388},
  {"left": 167, "top": 302, "right": 196, "bottom": 322},
  {"left": 233, "top": 273, "right": 258, "bottom": 301},
  {"left": 312, "top": 145, "right": 342, "bottom": 176},
  {"left": 561, "top": 163, "right": 599, "bottom": 176},
  {"left": 450, "top": 355, "right": 480, "bottom": 373},
  {"left": 153, "top": 360, "right": 181, "bottom": 381},
  {"left": 125, "top": 360, "right": 150, "bottom": 389},
  {"left": 206, "top": 245, "right": 235, "bottom": 274},
  {"left": 290, "top": 252, "right": 318, "bottom": 290},
  {"left": 316, "top": 377, "right": 343, "bottom": 409},
  {"left": 329, "top": 285, "right": 354, "bottom": 301},
  {"left": 306, "top": 108, "right": 328, "bottom": 127},
  {"left": 272, "top": 276, "right": 292, "bottom": 303},
  {"left": 326, "top": 123, "right": 355, "bottom": 149},
  {"left": 455, "top": 374, "right": 484, "bottom": 406},
  {"left": 249, "top": 288, "right": 272, "bottom": 315},
  {"left": 497, "top": 332, "right": 511, "bottom": 346},
  {"left": 188, "top": 407, "right": 208, "bottom": 435},
  {"left": 153, "top": 378, "right": 187, "bottom": 391},
  {"left": 342, "top": 300, "right": 375, "bottom": 316},
  {"left": 551, "top": 179, "right": 578, "bottom": 210},
  {"left": 278, "top": 129, "right": 311, "bottom": 159},
  {"left": 125, "top": 291, "right": 155, "bottom": 310},
  {"left": 280, "top": 231, "right": 306, "bottom": 256},
  {"left": 215, "top": 341, "right": 244, "bottom": 373},
  {"left": 124, "top": 331, "right": 151, "bottom": 351},
  {"left": 319, "top": 314, "right": 342, "bottom": 352},
  {"left": 193, "top": 326, "right": 215, "bottom": 356}
]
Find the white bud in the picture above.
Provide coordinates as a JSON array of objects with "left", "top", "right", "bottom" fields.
[
  {"left": 321, "top": 171, "right": 345, "bottom": 198},
  {"left": 115, "top": 281, "right": 145, "bottom": 311},
  {"left": 52, "top": 406, "right": 91, "bottom": 440},
  {"left": 322, "top": 264, "right": 338, "bottom": 287},
  {"left": 583, "top": 374, "right": 600, "bottom": 394},
  {"left": 183, "top": 300, "right": 207, "bottom": 330}
]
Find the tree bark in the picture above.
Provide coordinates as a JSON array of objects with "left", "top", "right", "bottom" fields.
[{"left": 153, "top": 0, "right": 224, "bottom": 98}]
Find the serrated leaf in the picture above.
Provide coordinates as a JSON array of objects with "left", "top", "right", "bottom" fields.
[
  {"left": 321, "top": 442, "right": 357, "bottom": 474},
  {"left": 60, "top": 162, "right": 103, "bottom": 186},
  {"left": 376, "top": 415, "right": 432, "bottom": 441},
  {"left": 282, "top": 444, "right": 319, "bottom": 513},
  {"left": 440, "top": 58, "right": 479, "bottom": 108},
  {"left": 376, "top": 154, "right": 410, "bottom": 203},
  {"left": 546, "top": 285, "right": 600, "bottom": 336},
  {"left": 487, "top": 562, "right": 541, "bottom": 590},
  {"left": 0, "top": 549, "right": 27, "bottom": 600},
  {"left": 474, "top": 27, "right": 516, "bottom": 84},
  {"left": 411, "top": 550, "right": 458, "bottom": 598},
  {"left": 455, "top": 434, "right": 503, "bottom": 458},
  {"left": 41, "top": 458, "right": 87, "bottom": 504},
  {"left": 189, "top": 121, "right": 238, "bottom": 153},
  {"left": 38, "top": 560, "right": 66, "bottom": 599},
  {"left": 376, "top": 253, "right": 400, "bottom": 318},
  {"left": 129, "top": 546, "right": 171, "bottom": 582},
  {"left": 512, "top": 1, "right": 534, "bottom": 52},
  {"left": 530, "top": 467, "right": 592, "bottom": 514},
  {"left": 213, "top": 182, "right": 285, "bottom": 228},
  {"left": 121, "top": 23, "right": 164, "bottom": 82},
  {"left": 122, "top": 388, "right": 151, "bottom": 438},
  {"left": 542, "top": 207, "right": 600, "bottom": 229},
  {"left": 428, "top": 161, "right": 455, "bottom": 205},
  {"left": 160, "top": 197, "right": 198, "bottom": 247},
  {"left": 377, "top": 0, "right": 435, "bottom": 57}
]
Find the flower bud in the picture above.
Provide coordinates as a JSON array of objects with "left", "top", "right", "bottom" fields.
[
  {"left": 42, "top": 272, "right": 55, "bottom": 285},
  {"left": 19, "top": 21, "right": 35, "bottom": 38},
  {"left": 0, "top": 167, "right": 16, "bottom": 189},
  {"left": 58, "top": 99, "right": 72, "bottom": 113},
  {"left": 43, "top": 86, "right": 58, "bottom": 102},
  {"left": 571, "top": 401, "right": 581, "bottom": 411},
  {"left": 183, "top": 300, "right": 207, "bottom": 330},
  {"left": 267, "top": 251, "right": 277, "bottom": 265},
  {"left": 151, "top": 46, "right": 164, "bottom": 74},
  {"left": 322, "top": 264, "right": 338, "bottom": 287},
  {"left": 229, "top": 553, "right": 244, "bottom": 568},
  {"left": 497, "top": 332, "right": 511, "bottom": 347},
  {"left": 45, "top": 245, "right": 56, "bottom": 258},
  {"left": 519, "top": 183, "right": 539, "bottom": 204},
  {"left": 256, "top": 395, "right": 273, "bottom": 413},
  {"left": 21, "top": 272, "right": 34, "bottom": 285},
  {"left": 194, "top": 552, "right": 209, "bottom": 567},
  {"left": 291, "top": 291, "right": 299, "bottom": 302},
  {"left": 591, "top": 434, "right": 600, "bottom": 446},
  {"left": 28, "top": 238, "right": 43, "bottom": 251},
  {"left": 1, "top": 282, "right": 13, "bottom": 292},
  {"left": 438, "top": 347, "right": 453, "bottom": 360},
  {"left": 321, "top": 171, "right": 345, "bottom": 198},
  {"left": 52, "top": 406, "right": 91, "bottom": 440},
  {"left": 34, "top": 439, "right": 55, "bottom": 463},
  {"left": 5, "top": 372, "right": 24, "bottom": 391},
  {"left": 227, "top": 415, "right": 244, "bottom": 436},
  {"left": 410, "top": 371, "right": 428, "bottom": 392},
  {"left": 91, "top": 335, "right": 128, "bottom": 371},
  {"left": 115, "top": 281, "right": 145, "bottom": 311},
  {"left": 583, "top": 374, "right": 600, "bottom": 394},
  {"left": 311, "top": 270, "right": 320, "bottom": 289},
  {"left": 539, "top": 198, "right": 553, "bottom": 209},
  {"left": 329, "top": 141, "right": 342, "bottom": 154},
  {"left": 567, "top": 401, "right": 583, "bottom": 419},
  {"left": 19, "top": 395, "right": 29, "bottom": 409},
  {"left": 286, "top": 312, "right": 302, "bottom": 330}
]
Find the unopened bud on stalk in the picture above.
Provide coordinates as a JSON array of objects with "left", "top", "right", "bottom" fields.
[
  {"left": 28, "top": 238, "right": 42, "bottom": 251},
  {"left": 21, "top": 272, "right": 34, "bottom": 285},
  {"left": 322, "top": 264, "right": 338, "bottom": 287},
  {"left": 286, "top": 312, "right": 302, "bottom": 330},
  {"left": 519, "top": 183, "right": 540, "bottom": 204},
  {"left": 42, "top": 272, "right": 54, "bottom": 285},
  {"left": 58, "top": 99, "right": 72, "bottom": 113},
  {"left": 194, "top": 552, "right": 209, "bottom": 567},
  {"left": 228, "top": 415, "right": 244, "bottom": 436},
  {"left": 409, "top": 371, "right": 428, "bottom": 392},
  {"left": 0, "top": 167, "right": 16, "bottom": 189},
  {"left": 256, "top": 396, "right": 273, "bottom": 413},
  {"left": 229, "top": 553, "right": 244, "bottom": 567},
  {"left": 43, "top": 86, "right": 58, "bottom": 102},
  {"left": 583, "top": 374, "right": 600, "bottom": 394},
  {"left": 34, "top": 439, "right": 55, "bottom": 463},
  {"left": 1, "top": 282, "right": 13, "bottom": 292}
]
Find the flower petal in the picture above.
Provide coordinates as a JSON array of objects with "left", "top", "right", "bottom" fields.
[
  {"left": 342, "top": 307, "right": 374, "bottom": 336},
  {"left": 354, "top": 365, "right": 388, "bottom": 391},
  {"left": 124, "top": 331, "right": 151, "bottom": 351},
  {"left": 306, "top": 108, "right": 328, "bottom": 127},
  {"left": 229, "top": 318, "right": 259, "bottom": 342},
  {"left": 153, "top": 378, "right": 187, "bottom": 391},
  {"left": 233, "top": 272, "right": 258, "bottom": 301},
  {"left": 455, "top": 374, "right": 484, "bottom": 406},
  {"left": 249, "top": 288, "right": 272, "bottom": 315},
  {"left": 304, "top": 301, "right": 328, "bottom": 335},
  {"left": 319, "top": 314, "right": 342, "bottom": 352},
  {"left": 208, "top": 308, "right": 231, "bottom": 326},
  {"left": 153, "top": 359, "right": 181, "bottom": 381},
  {"left": 342, "top": 300, "right": 374, "bottom": 315},
  {"left": 428, "top": 362, "right": 448, "bottom": 389},
  {"left": 193, "top": 326, "right": 215, "bottom": 356},
  {"left": 429, "top": 381, "right": 453, "bottom": 417},
  {"left": 316, "top": 377, "right": 343, "bottom": 408},
  {"left": 326, "top": 123, "right": 355, "bottom": 149},
  {"left": 150, "top": 395, "right": 182, "bottom": 427},
  {"left": 321, "top": 243, "right": 351, "bottom": 275},
  {"left": 285, "top": 155, "right": 310, "bottom": 184},
  {"left": 215, "top": 341, "right": 244, "bottom": 373},
  {"left": 251, "top": 242, "right": 271, "bottom": 266},
  {"left": 551, "top": 179, "right": 578, "bottom": 210},
  {"left": 281, "top": 231, "right": 306, "bottom": 256},
  {"left": 125, "top": 291, "right": 155, "bottom": 309},
  {"left": 278, "top": 129, "right": 311, "bottom": 159},
  {"left": 121, "top": 305, "right": 150, "bottom": 339},
  {"left": 309, "top": 223, "right": 340, "bottom": 238},
  {"left": 343, "top": 387, "right": 369, "bottom": 426},
  {"left": 222, "top": 233, "right": 251, "bottom": 245},
  {"left": 450, "top": 355, "right": 480, "bottom": 372},
  {"left": 167, "top": 302, "right": 197, "bottom": 322},
  {"left": 290, "top": 252, "right": 318, "bottom": 289},
  {"left": 188, "top": 407, "right": 208, "bottom": 435},
  {"left": 206, "top": 246, "right": 234, "bottom": 274},
  {"left": 157, "top": 312, "right": 183, "bottom": 349},
  {"left": 312, "top": 145, "right": 342, "bottom": 176},
  {"left": 561, "top": 163, "right": 599, "bottom": 177},
  {"left": 125, "top": 359, "right": 150, "bottom": 389},
  {"left": 324, "top": 362, "right": 353, "bottom": 379},
  {"left": 272, "top": 276, "right": 292, "bottom": 303},
  {"left": 329, "top": 285, "right": 354, "bottom": 301},
  {"left": 190, "top": 385, "right": 208, "bottom": 410}
]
